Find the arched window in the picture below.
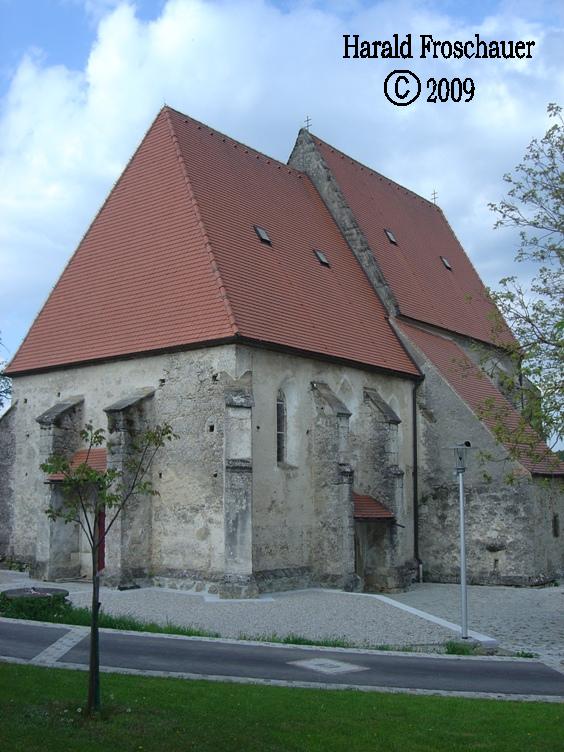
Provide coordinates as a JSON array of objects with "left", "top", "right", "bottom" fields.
[{"left": 276, "top": 390, "right": 286, "bottom": 464}]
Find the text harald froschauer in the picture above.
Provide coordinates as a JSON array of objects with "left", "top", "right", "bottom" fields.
[{"left": 343, "top": 33, "right": 535, "bottom": 60}]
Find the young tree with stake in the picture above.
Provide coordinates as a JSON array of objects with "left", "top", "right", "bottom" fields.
[
  {"left": 41, "top": 421, "right": 176, "bottom": 714},
  {"left": 0, "top": 331, "right": 11, "bottom": 410}
]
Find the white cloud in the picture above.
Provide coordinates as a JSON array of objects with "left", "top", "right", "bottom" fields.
[
  {"left": 65, "top": 0, "right": 123, "bottom": 24},
  {"left": 1, "top": 0, "right": 563, "bottom": 358}
]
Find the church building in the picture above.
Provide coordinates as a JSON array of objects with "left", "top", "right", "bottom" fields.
[{"left": 1, "top": 107, "right": 562, "bottom": 596}]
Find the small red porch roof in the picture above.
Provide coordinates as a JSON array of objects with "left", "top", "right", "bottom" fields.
[
  {"left": 353, "top": 492, "right": 395, "bottom": 521},
  {"left": 48, "top": 448, "right": 107, "bottom": 481}
]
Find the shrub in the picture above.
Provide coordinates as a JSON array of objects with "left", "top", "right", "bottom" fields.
[{"left": 0, "top": 591, "right": 71, "bottom": 622}]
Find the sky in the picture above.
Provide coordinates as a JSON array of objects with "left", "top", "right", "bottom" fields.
[{"left": 0, "top": 0, "right": 563, "bottom": 365}]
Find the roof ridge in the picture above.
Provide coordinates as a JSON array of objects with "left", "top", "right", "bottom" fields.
[
  {"left": 396, "top": 314, "right": 494, "bottom": 348},
  {"left": 164, "top": 109, "right": 238, "bottom": 336},
  {"left": 308, "top": 130, "right": 440, "bottom": 211},
  {"left": 165, "top": 106, "right": 303, "bottom": 177}
]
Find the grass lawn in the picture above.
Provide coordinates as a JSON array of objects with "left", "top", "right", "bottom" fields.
[{"left": 1, "top": 663, "right": 562, "bottom": 751}]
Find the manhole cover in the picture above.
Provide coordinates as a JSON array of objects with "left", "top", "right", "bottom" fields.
[{"left": 2, "top": 587, "right": 69, "bottom": 600}]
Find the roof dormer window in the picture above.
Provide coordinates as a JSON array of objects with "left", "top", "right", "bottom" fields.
[
  {"left": 313, "top": 249, "right": 331, "bottom": 267},
  {"left": 384, "top": 229, "right": 397, "bottom": 245},
  {"left": 440, "top": 256, "right": 452, "bottom": 270},
  {"left": 254, "top": 225, "right": 272, "bottom": 245}
]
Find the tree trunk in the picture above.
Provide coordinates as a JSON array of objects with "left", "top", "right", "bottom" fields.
[{"left": 87, "top": 516, "right": 101, "bottom": 714}]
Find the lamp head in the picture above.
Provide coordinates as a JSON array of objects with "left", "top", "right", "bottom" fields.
[{"left": 453, "top": 441, "right": 471, "bottom": 472}]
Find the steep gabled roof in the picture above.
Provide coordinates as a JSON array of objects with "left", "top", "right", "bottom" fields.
[
  {"left": 168, "top": 110, "right": 418, "bottom": 375},
  {"left": 7, "top": 108, "right": 418, "bottom": 378},
  {"left": 312, "top": 136, "right": 512, "bottom": 346},
  {"left": 7, "top": 110, "right": 235, "bottom": 374},
  {"left": 399, "top": 322, "right": 564, "bottom": 476}
]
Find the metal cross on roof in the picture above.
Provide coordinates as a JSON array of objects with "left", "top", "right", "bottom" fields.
[
  {"left": 431, "top": 189, "right": 438, "bottom": 204},
  {"left": 304, "top": 115, "right": 312, "bottom": 131}
]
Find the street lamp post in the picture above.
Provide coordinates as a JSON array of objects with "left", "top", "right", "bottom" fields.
[{"left": 453, "top": 442, "right": 471, "bottom": 640}]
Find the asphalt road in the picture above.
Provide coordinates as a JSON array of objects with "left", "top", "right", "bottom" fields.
[{"left": 1, "top": 619, "right": 563, "bottom": 698}]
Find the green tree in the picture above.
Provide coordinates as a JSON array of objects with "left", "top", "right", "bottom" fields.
[
  {"left": 0, "top": 332, "right": 11, "bottom": 409},
  {"left": 41, "top": 422, "right": 176, "bottom": 714},
  {"left": 486, "top": 103, "right": 563, "bottom": 464}
]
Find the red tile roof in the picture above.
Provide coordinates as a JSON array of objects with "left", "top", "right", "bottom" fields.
[
  {"left": 7, "top": 111, "right": 235, "bottom": 374},
  {"left": 353, "top": 492, "right": 395, "bottom": 520},
  {"left": 6, "top": 109, "right": 418, "bottom": 378},
  {"left": 48, "top": 448, "right": 107, "bottom": 481},
  {"left": 399, "top": 322, "right": 564, "bottom": 475},
  {"left": 313, "top": 136, "right": 514, "bottom": 347}
]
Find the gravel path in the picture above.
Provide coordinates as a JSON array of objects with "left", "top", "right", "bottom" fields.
[
  {"left": 388, "top": 583, "right": 564, "bottom": 670},
  {"left": 0, "top": 571, "right": 452, "bottom": 648},
  {"left": 69, "top": 587, "right": 456, "bottom": 648}
]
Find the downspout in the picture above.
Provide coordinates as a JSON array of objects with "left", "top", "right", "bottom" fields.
[{"left": 412, "top": 380, "right": 423, "bottom": 582}]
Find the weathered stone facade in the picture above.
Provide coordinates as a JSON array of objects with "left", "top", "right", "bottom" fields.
[
  {"left": 34, "top": 396, "right": 84, "bottom": 579},
  {"left": 411, "top": 347, "right": 564, "bottom": 585},
  {"left": 6, "top": 332, "right": 559, "bottom": 593},
  {"left": 248, "top": 347, "right": 416, "bottom": 592},
  {"left": 6, "top": 347, "right": 231, "bottom": 589},
  {"left": 2, "top": 344, "right": 421, "bottom": 594},
  {"left": 0, "top": 403, "right": 17, "bottom": 559}
]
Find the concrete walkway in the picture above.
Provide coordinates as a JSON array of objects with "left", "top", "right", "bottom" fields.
[{"left": 388, "top": 583, "right": 564, "bottom": 671}]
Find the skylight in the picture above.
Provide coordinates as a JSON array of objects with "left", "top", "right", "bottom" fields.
[
  {"left": 384, "top": 229, "right": 397, "bottom": 245},
  {"left": 254, "top": 225, "right": 272, "bottom": 245},
  {"left": 440, "top": 256, "right": 452, "bottom": 270},
  {"left": 314, "top": 249, "right": 331, "bottom": 267}
]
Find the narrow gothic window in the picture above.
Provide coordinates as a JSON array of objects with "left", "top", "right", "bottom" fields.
[{"left": 276, "top": 390, "right": 286, "bottom": 463}]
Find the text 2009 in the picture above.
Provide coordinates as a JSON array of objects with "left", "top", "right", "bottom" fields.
[{"left": 426, "top": 77, "right": 475, "bottom": 102}]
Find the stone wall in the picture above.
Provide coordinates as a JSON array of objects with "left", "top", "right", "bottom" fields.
[
  {"left": 221, "top": 370, "right": 258, "bottom": 597},
  {"left": 351, "top": 388, "right": 416, "bottom": 590},
  {"left": 247, "top": 346, "right": 415, "bottom": 591},
  {"left": 9, "top": 346, "right": 236, "bottom": 585},
  {"left": 8, "top": 343, "right": 417, "bottom": 594},
  {"left": 354, "top": 521, "right": 409, "bottom": 592},
  {"left": 412, "top": 342, "right": 564, "bottom": 585},
  {"left": 529, "top": 478, "right": 563, "bottom": 582},
  {"left": 310, "top": 380, "right": 356, "bottom": 589},
  {"left": 11, "top": 333, "right": 554, "bottom": 593},
  {"left": 103, "top": 388, "right": 156, "bottom": 586},
  {"left": 35, "top": 396, "right": 84, "bottom": 579},
  {"left": 0, "top": 403, "right": 17, "bottom": 559}
]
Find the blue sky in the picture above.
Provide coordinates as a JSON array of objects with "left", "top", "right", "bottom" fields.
[
  {"left": 0, "top": 0, "right": 556, "bottom": 83},
  {"left": 0, "top": 0, "right": 563, "bottom": 364},
  {"left": 0, "top": 1, "right": 164, "bottom": 95}
]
